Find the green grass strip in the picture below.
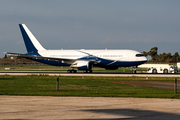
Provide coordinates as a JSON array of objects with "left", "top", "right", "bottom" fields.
[{"left": 0, "top": 75, "right": 179, "bottom": 98}]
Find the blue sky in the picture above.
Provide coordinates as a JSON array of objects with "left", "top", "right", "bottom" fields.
[{"left": 1, "top": 0, "right": 180, "bottom": 57}]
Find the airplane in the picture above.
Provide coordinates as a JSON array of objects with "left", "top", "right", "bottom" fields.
[{"left": 6, "top": 24, "right": 147, "bottom": 73}]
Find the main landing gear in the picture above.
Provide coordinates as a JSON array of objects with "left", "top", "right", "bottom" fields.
[
  {"left": 67, "top": 69, "right": 77, "bottom": 73},
  {"left": 83, "top": 70, "right": 93, "bottom": 73},
  {"left": 67, "top": 69, "right": 93, "bottom": 73}
]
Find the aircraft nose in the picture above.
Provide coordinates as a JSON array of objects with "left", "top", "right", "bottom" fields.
[
  {"left": 143, "top": 56, "right": 148, "bottom": 61},
  {"left": 137, "top": 56, "right": 147, "bottom": 62},
  {"left": 135, "top": 53, "right": 147, "bottom": 62}
]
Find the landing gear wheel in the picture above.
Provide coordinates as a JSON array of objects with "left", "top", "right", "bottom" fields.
[
  {"left": 133, "top": 70, "right": 136, "bottom": 74},
  {"left": 67, "top": 70, "right": 77, "bottom": 73},
  {"left": 83, "top": 70, "right": 93, "bottom": 73}
]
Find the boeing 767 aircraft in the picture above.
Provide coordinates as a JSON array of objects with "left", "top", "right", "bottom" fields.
[{"left": 6, "top": 24, "right": 147, "bottom": 73}]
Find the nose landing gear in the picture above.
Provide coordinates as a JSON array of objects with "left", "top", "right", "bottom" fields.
[
  {"left": 133, "top": 70, "right": 136, "bottom": 74},
  {"left": 132, "top": 66, "right": 137, "bottom": 74}
]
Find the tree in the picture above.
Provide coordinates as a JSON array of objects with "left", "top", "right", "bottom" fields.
[
  {"left": 164, "top": 53, "right": 172, "bottom": 63},
  {"left": 144, "top": 47, "right": 179, "bottom": 63},
  {"left": 4, "top": 54, "right": 7, "bottom": 58},
  {"left": 148, "top": 47, "right": 158, "bottom": 61},
  {"left": 172, "top": 52, "right": 179, "bottom": 63},
  {"left": 142, "top": 51, "right": 148, "bottom": 57}
]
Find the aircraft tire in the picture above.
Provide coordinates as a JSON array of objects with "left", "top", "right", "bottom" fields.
[
  {"left": 83, "top": 70, "right": 92, "bottom": 73},
  {"left": 67, "top": 70, "right": 77, "bottom": 73},
  {"left": 133, "top": 70, "right": 136, "bottom": 74}
]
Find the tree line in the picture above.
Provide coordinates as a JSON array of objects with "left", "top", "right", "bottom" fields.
[{"left": 142, "top": 47, "right": 180, "bottom": 63}]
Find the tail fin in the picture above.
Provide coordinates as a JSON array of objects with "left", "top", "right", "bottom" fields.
[{"left": 19, "top": 24, "right": 46, "bottom": 53}]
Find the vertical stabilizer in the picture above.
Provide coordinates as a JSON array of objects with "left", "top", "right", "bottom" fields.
[{"left": 19, "top": 24, "right": 46, "bottom": 53}]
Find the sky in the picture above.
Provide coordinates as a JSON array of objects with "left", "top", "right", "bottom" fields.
[{"left": 1, "top": 0, "right": 180, "bottom": 58}]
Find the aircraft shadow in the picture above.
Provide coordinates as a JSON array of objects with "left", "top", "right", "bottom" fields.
[
  {"left": 9, "top": 108, "right": 180, "bottom": 120},
  {"left": 73, "top": 108, "right": 180, "bottom": 120}
]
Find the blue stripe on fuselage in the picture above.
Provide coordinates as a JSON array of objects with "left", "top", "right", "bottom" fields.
[
  {"left": 27, "top": 55, "right": 146, "bottom": 68},
  {"left": 94, "top": 57, "right": 146, "bottom": 67}
]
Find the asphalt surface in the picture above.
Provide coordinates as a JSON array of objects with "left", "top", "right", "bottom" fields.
[
  {"left": 1, "top": 71, "right": 180, "bottom": 77},
  {"left": 1, "top": 96, "right": 180, "bottom": 119}
]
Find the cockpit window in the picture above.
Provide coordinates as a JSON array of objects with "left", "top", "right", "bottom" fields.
[{"left": 136, "top": 54, "right": 144, "bottom": 57}]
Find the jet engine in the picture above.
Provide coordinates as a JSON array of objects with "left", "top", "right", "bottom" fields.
[{"left": 76, "top": 60, "right": 93, "bottom": 70}]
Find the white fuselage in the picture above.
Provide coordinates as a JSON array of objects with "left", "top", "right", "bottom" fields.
[
  {"left": 37, "top": 49, "right": 147, "bottom": 67},
  {"left": 39, "top": 49, "right": 146, "bottom": 61}
]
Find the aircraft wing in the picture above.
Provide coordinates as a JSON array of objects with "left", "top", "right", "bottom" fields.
[
  {"left": 5, "top": 52, "right": 100, "bottom": 71},
  {"left": 5, "top": 52, "right": 76, "bottom": 63}
]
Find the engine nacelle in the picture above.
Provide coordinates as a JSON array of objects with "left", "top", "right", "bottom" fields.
[{"left": 76, "top": 61, "right": 93, "bottom": 70}]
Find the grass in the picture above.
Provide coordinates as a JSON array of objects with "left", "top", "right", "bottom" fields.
[
  {"left": 0, "top": 65, "right": 67, "bottom": 71},
  {"left": 0, "top": 75, "right": 179, "bottom": 98}
]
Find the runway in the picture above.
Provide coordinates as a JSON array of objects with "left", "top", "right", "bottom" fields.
[{"left": 1, "top": 71, "right": 180, "bottom": 77}]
